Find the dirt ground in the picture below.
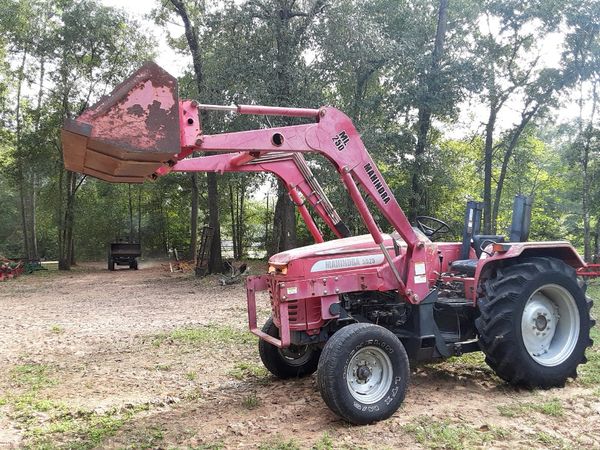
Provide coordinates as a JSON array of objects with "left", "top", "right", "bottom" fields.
[{"left": 1, "top": 261, "right": 599, "bottom": 449}]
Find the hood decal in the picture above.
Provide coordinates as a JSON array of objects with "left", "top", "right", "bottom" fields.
[{"left": 310, "top": 254, "right": 385, "bottom": 272}]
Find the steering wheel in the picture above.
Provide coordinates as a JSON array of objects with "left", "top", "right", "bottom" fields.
[{"left": 415, "top": 216, "right": 452, "bottom": 240}]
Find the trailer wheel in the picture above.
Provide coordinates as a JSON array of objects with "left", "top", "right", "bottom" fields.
[
  {"left": 317, "top": 323, "right": 409, "bottom": 425},
  {"left": 129, "top": 260, "right": 138, "bottom": 270},
  {"left": 108, "top": 258, "right": 115, "bottom": 271},
  {"left": 258, "top": 317, "right": 320, "bottom": 378},
  {"left": 476, "top": 257, "right": 594, "bottom": 388}
]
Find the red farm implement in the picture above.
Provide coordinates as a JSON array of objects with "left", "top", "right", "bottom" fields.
[{"left": 61, "top": 62, "right": 597, "bottom": 424}]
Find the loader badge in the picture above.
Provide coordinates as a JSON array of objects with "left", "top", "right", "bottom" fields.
[
  {"left": 364, "top": 163, "right": 391, "bottom": 204},
  {"left": 332, "top": 130, "right": 350, "bottom": 151}
]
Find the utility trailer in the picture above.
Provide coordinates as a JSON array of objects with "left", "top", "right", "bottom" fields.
[
  {"left": 61, "top": 62, "right": 597, "bottom": 424},
  {"left": 108, "top": 241, "right": 141, "bottom": 271}
]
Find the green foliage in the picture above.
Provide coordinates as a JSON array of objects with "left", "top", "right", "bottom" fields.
[{"left": 0, "top": 0, "right": 599, "bottom": 262}]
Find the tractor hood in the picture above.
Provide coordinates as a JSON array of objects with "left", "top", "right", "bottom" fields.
[{"left": 269, "top": 233, "right": 407, "bottom": 276}]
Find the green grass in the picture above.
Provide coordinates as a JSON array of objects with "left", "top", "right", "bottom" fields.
[
  {"left": 533, "top": 431, "right": 573, "bottom": 449},
  {"left": 50, "top": 324, "right": 64, "bottom": 334},
  {"left": 10, "top": 364, "right": 54, "bottom": 389},
  {"left": 186, "top": 370, "right": 197, "bottom": 381},
  {"left": 498, "top": 398, "right": 564, "bottom": 418},
  {"left": 313, "top": 432, "right": 334, "bottom": 450},
  {"left": 152, "top": 324, "right": 256, "bottom": 347},
  {"left": 241, "top": 393, "right": 261, "bottom": 410},
  {"left": 404, "top": 416, "right": 509, "bottom": 450},
  {"left": 258, "top": 437, "right": 301, "bottom": 450},
  {"left": 228, "top": 361, "right": 269, "bottom": 381},
  {"left": 3, "top": 362, "right": 152, "bottom": 449},
  {"left": 26, "top": 404, "right": 154, "bottom": 449},
  {"left": 124, "top": 425, "right": 165, "bottom": 449}
]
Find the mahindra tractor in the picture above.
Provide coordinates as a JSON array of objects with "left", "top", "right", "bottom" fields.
[{"left": 61, "top": 63, "right": 597, "bottom": 424}]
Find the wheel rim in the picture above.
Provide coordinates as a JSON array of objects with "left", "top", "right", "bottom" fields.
[
  {"left": 521, "top": 284, "right": 580, "bottom": 367},
  {"left": 278, "top": 345, "right": 313, "bottom": 367},
  {"left": 346, "top": 346, "right": 393, "bottom": 404}
]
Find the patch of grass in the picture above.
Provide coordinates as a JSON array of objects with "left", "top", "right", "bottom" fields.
[
  {"left": 10, "top": 364, "right": 54, "bottom": 389},
  {"left": 152, "top": 324, "right": 255, "bottom": 347},
  {"left": 404, "top": 416, "right": 509, "bottom": 450},
  {"left": 498, "top": 398, "right": 564, "bottom": 418},
  {"left": 27, "top": 405, "right": 149, "bottom": 449},
  {"left": 155, "top": 364, "right": 171, "bottom": 371},
  {"left": 185, "top": 387, "right": 203, "bottom": 401},
  {"left": 50, "top": 324, "right": 64, "bottom": 334},
  {"left": 228, "top": 361, "right": 269, "bottom": 381},
  {"left": 259, "top": 436, "right": 301, "bottom": 450},
  {"left": 186, "top": 371, "right": 197, "bottom": 381},
  {"left": 189, "top": 443, "right": 225, "bottom": 450},
  {"left": 445, "top": 352, "right": 487, "bottom": 368},
  {"left": 241, "top": 393, "right": 261, "bottom": 410},
  {"left": 127, "top": 425, "right": 165, "bottom": 449},
  {"left": 533, "top": 431, "right": 572, "bottom": 449},
  {"left": 313, "top": 432, "right": 334, "bottom": 450}
]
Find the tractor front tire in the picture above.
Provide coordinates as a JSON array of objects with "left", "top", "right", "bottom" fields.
[
  {"left": 476, "top": 257, "right": 594, "bottom": 388},
  {"left": 317, "top": 323, "right": 409, "bottom": 425},
  {"left": 258, "top": 317, "right": 320, "bottom": 379}
]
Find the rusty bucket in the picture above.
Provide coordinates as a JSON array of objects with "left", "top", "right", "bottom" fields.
[{"left": 61, "top": 62, "right": 183, "bottom": 183}]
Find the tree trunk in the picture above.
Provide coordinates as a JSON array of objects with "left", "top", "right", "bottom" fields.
[
  {"left": 229, "top": 181, "right": 238, "bottom": 259},
  {"left": 410, "top": 0, "right": 449, "bottom": 220},
  {"left": 170, "top": 0, "right": 223, "bottom": 273},
  {"left": 15, "top": 50, "right": 30, "bottom": 259},
  {"left": 207, "top": 172, "right": 223, "bottom": 272},
  {"left": 483, "top": 104, "right": 497, "bottom": 234},
  {"left": 271, "top": 181, "right": 297, "bottom": 255},
  {"left": 190, "top": 172, "right": 199, "bottom": 258},
  {"left": 490, "top": 106, "right": 539, "bottom": 231},
  {"left": 128, "top": 183, "right": 134, "bottom": 242},
  {"left": 137, "top": 185, "right": 142, "bottom": 244},
  {"left": 238, "top": 186, "right": 245, "bottom": 258}
]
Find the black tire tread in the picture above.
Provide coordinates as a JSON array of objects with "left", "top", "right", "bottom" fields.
[
  {"left": 317, "top": 323, "right": 409, "bottom": 424},
  {"left": 475, "top": 257, "right": 593, "bottom": 388},
  {"left": 258, "top": 317, "right": 320, "bottom": 379}
]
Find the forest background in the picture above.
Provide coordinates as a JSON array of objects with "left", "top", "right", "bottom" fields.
[{"left": 0, "top": 0, "right": 599, "bottom": 272}]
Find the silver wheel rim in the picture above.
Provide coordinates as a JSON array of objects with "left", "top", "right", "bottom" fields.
[
  {"left": 278, "top": 345, "right": 312, "bottom": 367},
  {"left": 346, "top": 346, "right": 393, "bottom": 404},
  {"left": 521, "top": 284, "right": 580, "bottom": 367}
]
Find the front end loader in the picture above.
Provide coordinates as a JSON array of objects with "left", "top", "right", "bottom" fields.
[{"left": 61, "top": 62, "right": 596, "bottom": 424}]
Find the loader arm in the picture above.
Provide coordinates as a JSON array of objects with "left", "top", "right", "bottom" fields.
[
  {"left": 166, "top": 151, "right": 349, "bottom": 243},
  {"left": 60, "top": 61, "right": 429, "bottom": 301}
]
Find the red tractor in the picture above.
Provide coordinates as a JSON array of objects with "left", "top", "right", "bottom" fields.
[{"left": 62, "top": 63, "right": 596, "bottom": 424}]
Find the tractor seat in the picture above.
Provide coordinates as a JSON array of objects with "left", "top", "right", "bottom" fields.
[
  {"left": 449, "top": 235, "right": 505, "bottom": 276},
  {"left": 449, "top": 259, "right": 478, "bottom": 276}
]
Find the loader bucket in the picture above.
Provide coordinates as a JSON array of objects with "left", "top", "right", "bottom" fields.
[{"left": 61, "top": 62, "right": 182, "bottom": 183}]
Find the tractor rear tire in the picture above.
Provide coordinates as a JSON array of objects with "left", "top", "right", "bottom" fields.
[
  {"left": 476, "top": 257, "right": 594, "bottom": 388},
  {"left": 258, "top": 317, "right": 320, "bottom": 379},
  {"left": 317, "top": 323, "right": 409, "bottom": 425}
]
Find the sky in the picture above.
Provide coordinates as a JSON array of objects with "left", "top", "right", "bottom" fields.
[{"left": 100, "top": 0, "right": 588, "bottom": 138}]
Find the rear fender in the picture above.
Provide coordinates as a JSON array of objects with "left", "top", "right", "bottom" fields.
[{"left": 472, "top": 241, "right": 585, "bottom": 301}]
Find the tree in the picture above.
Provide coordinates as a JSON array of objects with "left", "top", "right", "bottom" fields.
[{"left": 153, "top": 0, "right": 224, "bottom": 272}]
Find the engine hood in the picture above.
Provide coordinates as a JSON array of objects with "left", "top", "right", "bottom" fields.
[{"left": 269, "top": 234, "right": 407, "bottom": 276}]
